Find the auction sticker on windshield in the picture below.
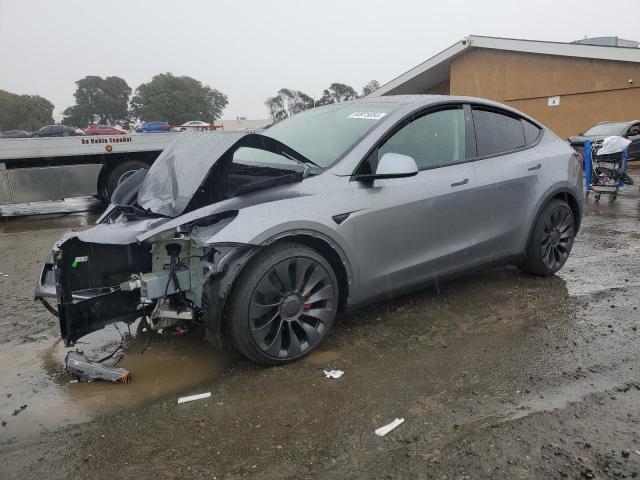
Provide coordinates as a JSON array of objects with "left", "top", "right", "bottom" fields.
[{"left": 348, "top": 112, "right": 387, "bottom": 120}]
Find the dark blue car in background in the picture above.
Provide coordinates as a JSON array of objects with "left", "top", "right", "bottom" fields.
[{"left": 135, "top": 121, "right": 172, "bottom": 133}]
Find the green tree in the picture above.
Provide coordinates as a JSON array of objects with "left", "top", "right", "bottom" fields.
[
  {"left": 265, "top": 88, "right": 314, "bottom": 122},
  {"left": 130, "top": 73, "right": 228, "bottom": 124},
  {"left": 0, "top": 90, "right": 54, "bottom": 131},
  {"left": 62, "top": 76, "right": 131, "bottom": 128},
  {"left": 361, "top": 80, "right": 380, "bottom": 97},
  {"left": 316, "top": 82, "right": 358, "bottom": 106},
  {"left": 265, "top": 95, "right": 286, "bottom": 123}
]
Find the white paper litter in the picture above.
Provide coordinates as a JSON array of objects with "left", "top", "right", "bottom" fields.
[
  {"left": 323, "top": 369, "right": 344, "bottom": 379},
  {"left": 375, "top": 418, "right": 405, "bottom": 436},
  {"left": 177, "top": 392, "right": 211, "bottom": 404}
]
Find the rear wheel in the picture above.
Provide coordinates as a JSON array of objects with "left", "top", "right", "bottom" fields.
[
  {"left": 521, "top": 199, "right": 575, "bottom": 276},
  {"left": 102, "top": 160, "right": 148, "bottom": 203},
  {"left": 226, "top": 242, "right": 339, "bottom": 365}
]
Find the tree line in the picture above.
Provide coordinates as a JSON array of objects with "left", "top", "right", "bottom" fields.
[
  {"left": 0, "top": 76, "right": 382, "bottom": 132},
  {"left": 265, "top": 80, "right": 380, "bottom": 122},
  {"left": 0, "top": 90, "right": 55, "bottom": 131},
  {"left": 0, "top": 73, "right": 229, "bottom": 131}
]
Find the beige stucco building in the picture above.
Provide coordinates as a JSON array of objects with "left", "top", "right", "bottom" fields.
[{"left": 370, "top": 36, "right": 640, "bottom": 139}]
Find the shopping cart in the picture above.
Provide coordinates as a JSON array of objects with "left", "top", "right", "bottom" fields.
[{"left": 584, "top": 136, "right": 633, "bottom": 203}]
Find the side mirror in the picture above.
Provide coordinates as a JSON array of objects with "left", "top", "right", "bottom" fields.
[{"left": 355, "top": 152, "right": 419, "bottom": 180}]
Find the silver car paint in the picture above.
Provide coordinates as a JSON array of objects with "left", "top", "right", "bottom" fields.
[{"left": 39, "top": 95, "right": 583, "bottom": 313}]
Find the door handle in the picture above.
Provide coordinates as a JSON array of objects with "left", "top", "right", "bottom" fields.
[
  {"left": 528, "top": 163, "right": 542, "bottom": 171},
  {"left": 450, "top": 178, "right": 469, "bottom": 187}
]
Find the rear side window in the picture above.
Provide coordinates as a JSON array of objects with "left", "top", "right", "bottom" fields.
[
  {"left": 472, "top": 108, "right": 525, "bottom": 157},
  {"left": 523, "top": 119, "right": 541, "bottom": 145}
]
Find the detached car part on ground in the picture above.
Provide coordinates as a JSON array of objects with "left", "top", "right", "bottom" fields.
[{"left": 35, "top": 95, "right": 583, "bottom": 365}]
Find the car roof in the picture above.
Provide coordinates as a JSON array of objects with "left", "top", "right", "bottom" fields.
[
  {"left": 331, "top": 94, "right": 544, "bottom": 126},
  {"left": 595, "top": 119, "right": 640, "bottom": 126}
]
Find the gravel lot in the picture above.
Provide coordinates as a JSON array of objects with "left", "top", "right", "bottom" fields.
[{"left": 1, "top": 177, "right": 639, "bottom": 479}]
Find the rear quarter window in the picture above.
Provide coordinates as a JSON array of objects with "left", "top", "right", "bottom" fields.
[
  {"left": 523, "top": 119, "right": 541, "bottom": 145},
  {"left": 472, "top": 108, "right": 525, "bottom": 157}
]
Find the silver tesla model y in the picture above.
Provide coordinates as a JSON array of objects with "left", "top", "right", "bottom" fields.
[{"left": 36, "top": 96, "right": 583, "bottom": 364}]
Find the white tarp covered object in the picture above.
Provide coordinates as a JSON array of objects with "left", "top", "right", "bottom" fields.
[{"left": 597, "top": 135, "right": 632, "bottom": 156}]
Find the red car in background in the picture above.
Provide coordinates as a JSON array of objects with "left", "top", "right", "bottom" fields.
[{"left": 85, "top": 124, "right": 128, "bottom": 135}]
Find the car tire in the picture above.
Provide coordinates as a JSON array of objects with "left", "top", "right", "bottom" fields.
[
  {"left": 226, "top": 242, "right": 339, "bottom": 365},
  {"left": 102, "top": 160, "right": 148, "bottom": 203},
  {"left": 521, "top": 199, "right": 575, "bottom": 276},
  {"left": 63, "top": 131, "right": 69, "bottom": 136}
]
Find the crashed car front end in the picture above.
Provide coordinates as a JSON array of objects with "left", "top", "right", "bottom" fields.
[
  {"left": 34, "top": 130, "right": 314, "bottom": 346},
  {"left": 35, "top": 212, "right": 259, "bottom": 347}
]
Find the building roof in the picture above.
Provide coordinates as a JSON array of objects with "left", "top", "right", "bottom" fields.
[
  {"left": 217, "top": 118, "right": 272, "bottom": 131},
  {"left": 573, "top": 36, "right": 639, "bottom": 48},
  {"left": 370, "top": 35, "right": 640, "bottom": 97}
]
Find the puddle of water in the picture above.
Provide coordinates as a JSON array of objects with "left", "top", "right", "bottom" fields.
[
  {"left": 305, "top": 349, "right": 342, "bottom": 365},
  {"left": 505, "top": 373, "right": 624, "bottom": 421},
  {"left": 0, "top": 324, "right": 232, "bottom": 441},
  {"left": 0, "top": 212, "right": 98, "bottom": 234}
]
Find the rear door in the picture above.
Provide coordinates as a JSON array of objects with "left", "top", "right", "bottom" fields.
[
  {"left": 469, "top": 106, "right": 545, "bottom": 264},
  {"left": 351, "top": 105, "right": 482, "bottom": 300}
]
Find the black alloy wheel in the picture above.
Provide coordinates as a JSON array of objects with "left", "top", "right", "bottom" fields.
[
  {"left": 225, "top": 242, "right": 339, "bottom": 365},
  {"left": 540, "top": 205, "right": 574, "bottom": 270},
  {"left": 521, "top": 199, "right": 575, "bottom": 276},
  {"left": 249, "top": 257, "right": 334, "bottom": 358}
]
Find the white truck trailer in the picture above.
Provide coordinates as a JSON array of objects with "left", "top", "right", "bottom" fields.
[{"left": 0, "top": 133, "right": 181, "bottom": 205}]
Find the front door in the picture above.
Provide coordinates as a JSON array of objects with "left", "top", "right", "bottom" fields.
[{"left": 350, "top": 106, "right": 481, "bottom": 301}]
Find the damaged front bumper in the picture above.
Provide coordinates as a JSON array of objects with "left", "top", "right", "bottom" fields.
[
  {"left": 36, "top": 236, "right": 153, "bottom": 345},
  {"left": 35, "top": 228, "right": 258, "bottom": 347}
]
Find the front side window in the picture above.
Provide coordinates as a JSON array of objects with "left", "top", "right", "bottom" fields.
[
  {"left": 377, "top": 108, "right": 466, "bottom": 170},
  {"left": 472, "top": 108, "right": 525, "bottom": 157}
]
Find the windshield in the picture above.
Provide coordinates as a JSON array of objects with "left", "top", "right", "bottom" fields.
[
  {"left": 258, "top": 103, "right": 400, "bottom": 168},
  {"left": 583, "top": 122, "right": 627, "bottom": 136}
]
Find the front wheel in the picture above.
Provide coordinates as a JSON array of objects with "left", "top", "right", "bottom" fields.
[
  {"left": 521, "top": 199, "right": 575, "bottom": 276},
  {"left": 226, "top": 242, "right": 339, "bottom": 365}
]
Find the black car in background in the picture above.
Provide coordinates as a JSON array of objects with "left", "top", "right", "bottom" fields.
[
  {"left": 0, "top": 130, "right": 32, "bottom": 138},
  {"left": 31, "top": 125, "right": 84, "bottom": 137},
  {"left": 569, "top": 120, "right": 640, "bottom": 160}
]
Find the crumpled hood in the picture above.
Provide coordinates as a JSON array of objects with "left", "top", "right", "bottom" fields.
[
  {"left": 137, "top": 131, "right": 251, "bottom": 217},
  {"left": 136, "top": 131, "right": 312, "bottom": 218}
]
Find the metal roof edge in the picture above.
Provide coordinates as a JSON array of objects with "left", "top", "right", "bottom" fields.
[
  {"left": 369, "top": 35, "right": 640, "bottom": 98},
  {"left": 367, "top": 38, "right": 471, "bottom": 97},
  {"left": 469, "top": 35, "right": 640, "bottom": 63}
]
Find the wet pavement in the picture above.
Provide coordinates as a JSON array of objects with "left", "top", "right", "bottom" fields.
[{"left": 1, "top": 177, "right": 640, "bottom": 479}]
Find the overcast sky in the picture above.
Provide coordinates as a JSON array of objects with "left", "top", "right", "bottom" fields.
[{"left": 1, "top": 0, "right": 638, "bottom": 120}]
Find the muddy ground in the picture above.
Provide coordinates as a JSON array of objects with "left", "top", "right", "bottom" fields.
[{"left": 1, "top": 179, "right": 640, "bottom": 479}]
